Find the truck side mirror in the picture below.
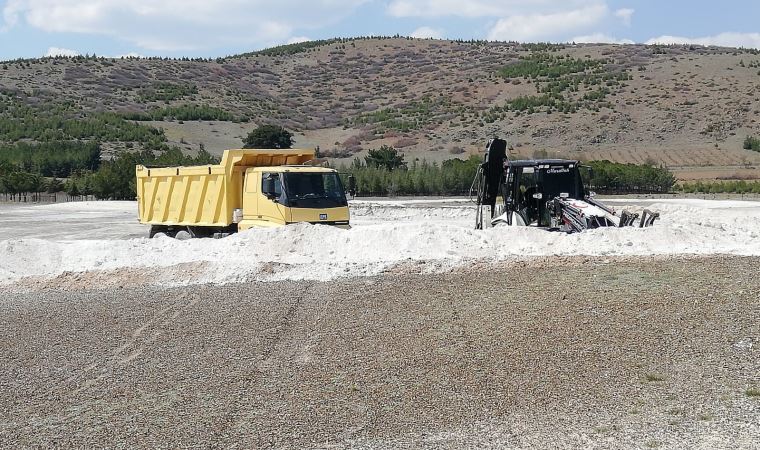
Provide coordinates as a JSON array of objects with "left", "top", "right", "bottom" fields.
[
  {"left": 262, "top": 175, "right": 278, "bottom": 200},
  {"left": 348, "top": 175, "right": 356, "bottom": 197}
]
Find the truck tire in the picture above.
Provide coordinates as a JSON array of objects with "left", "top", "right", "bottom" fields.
[
  {"left": 175, "top": 230, "right": 192, "bottom": 240},
  {"left": 150, "top": 225, "right": 168, "bottom": 238},
  {"left": 153, "top": 232, "right": 168, "bottom": 239}
]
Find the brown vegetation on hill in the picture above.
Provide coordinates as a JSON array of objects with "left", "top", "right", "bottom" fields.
[{"left": 2, "top": 38, "right": 760, "bottom": 178}]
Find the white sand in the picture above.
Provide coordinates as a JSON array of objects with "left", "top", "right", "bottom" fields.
[{"left": 1, "top": 198, "right": 758, "bottom": 285}]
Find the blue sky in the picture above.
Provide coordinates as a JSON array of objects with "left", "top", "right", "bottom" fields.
[{"left": 1, "top": 1, "right": 759, "bottom": 60}]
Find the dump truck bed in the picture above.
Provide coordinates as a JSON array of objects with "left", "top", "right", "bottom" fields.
[{"left": 136, "top": 149, "right": 315, "bottom": 227}]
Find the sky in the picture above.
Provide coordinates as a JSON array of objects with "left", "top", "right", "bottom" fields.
[{"left": 1, "top": 0, "right": 759, "bottom": 60}]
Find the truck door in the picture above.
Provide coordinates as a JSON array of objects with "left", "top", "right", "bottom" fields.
[
  {"left": 243, "top": 171, "right": 289, "bottom": 226},
  {"left": 243, "top": 170, "right": 259, "bottom": 221},
  {"left": 258, "top": 172, "right": 291, "bottom": 225}
]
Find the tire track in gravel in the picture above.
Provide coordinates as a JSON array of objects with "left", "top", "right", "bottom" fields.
[
  {"left": 206, "top": 282, "right": 314, "bottom": 445},
  {"left": 1, "top": 293, "right": 206, "bottom": 439},
  {"left": 51, "top": 294, "right": 203, "bottom": 404},
  {"left": 0, "top": 289, "right": 208, "bottom": 443}
]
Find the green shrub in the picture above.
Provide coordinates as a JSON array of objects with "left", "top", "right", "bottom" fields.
[{"left": 743, "top": 136, "right": 760, "bottom": 152}]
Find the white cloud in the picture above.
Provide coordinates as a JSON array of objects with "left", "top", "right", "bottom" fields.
[
  {"left": 487, "top": 4, "right": 608, "bottom": 42},
  {"left": 646, "top": 32, "right": 760, "bottom": 49},
  {"left": 388, "top": 1, "right": 628, "bottom": 44},
  {"left": 44, "top": 46, "right": 79, "bottom": 57},
  {"left": 388, "top": 0, "right": 599, "bottom": 18},
  {"left": 3, "top": 0, "right": 367, "bottom": 51},
  {"left": 287, "top": 36, "right": 312, "bottom": 44},
  {"left": 572, "top": 33, "right": 634, "bottom": 45},
  {"left": 410, "top": 26, "right": 443, "bottom": 39},
  {"left": 614, "top": 8, "right": 634, "bottom": 26}
]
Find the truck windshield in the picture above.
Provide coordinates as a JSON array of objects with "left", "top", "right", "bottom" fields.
[{"left": 282, "top": 172, "right": 347, "bottom": 208}]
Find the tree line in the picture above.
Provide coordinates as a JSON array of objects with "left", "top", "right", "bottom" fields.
[
  {"left": 586, "top": 160, "right": 676, "bottom": 193},
  {"left": 679, "top": 180, "right": 760, "bottom": 194},
  {"left": 339, "top": 147, "right": 677, "bottom": 196},
  {"left": 340, "top": 155, "right": 481, "bottom": 196},
  {"left": 62, "top": 147, "right": 219, "bottom": 200},
  {"left": 0, "top": 146, "right": 218, "bottom": 201},
  {"left": 1, "top": 89, "right": 167, "bottom": 145},
  {"left": 744, "top": 136, "right": 760, "bottom": 152},
  {"left": 0, "top": 141, "right": 100, "bottom": 177},
  {"left": 0, "top": 163, "right": 58, "bottom": 201},
  {"left": 1, "top": 123, "right": 680, "bottom": 202}
]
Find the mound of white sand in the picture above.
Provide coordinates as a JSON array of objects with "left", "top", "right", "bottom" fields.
[{"left": 1, "top": 198, "right": 758, "bottom": 285}]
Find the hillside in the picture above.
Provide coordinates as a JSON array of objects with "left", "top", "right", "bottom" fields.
[{"left": 2, "top": 37, "right": 760, "bottom": 180}]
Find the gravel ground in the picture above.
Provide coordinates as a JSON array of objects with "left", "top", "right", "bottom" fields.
[{"left": 1, "top": 256, "right": 759, "bottom": 449}]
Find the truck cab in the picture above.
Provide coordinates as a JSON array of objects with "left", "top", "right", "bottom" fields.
[{"left": 240, "top": 166, "right": 350, "bottom": 230}]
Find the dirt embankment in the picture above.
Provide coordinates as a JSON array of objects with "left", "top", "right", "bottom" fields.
[{"left": 1, "top": 256, "right": 758, "bottom": 448}]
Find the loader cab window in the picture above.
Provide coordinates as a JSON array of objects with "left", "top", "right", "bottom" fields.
[
  {"left": 516, "top": 167, "right": 539, "bottom": 225},
  {"left": 540, "top": 165, "right": 583, "bottom": 200}
]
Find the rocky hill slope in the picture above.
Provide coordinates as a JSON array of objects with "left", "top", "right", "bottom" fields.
[{"left": 2, "top": 38, "right": 760, "bottom": 179}]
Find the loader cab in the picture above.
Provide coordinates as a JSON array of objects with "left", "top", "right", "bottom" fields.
[{"left": 504, "top": 160, "right": 585, "bottom": 227}]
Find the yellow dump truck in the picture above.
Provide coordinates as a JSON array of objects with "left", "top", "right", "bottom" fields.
[{"left": 136, "top": 149, "right": 353, "bottom": 239}]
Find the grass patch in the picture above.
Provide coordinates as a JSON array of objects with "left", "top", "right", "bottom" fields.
[
  {"left": 348, "top": 96, "right": 458, "bottom": 132},
  {"left": 138, "top": 82, "right": 198, "bottom": 102},
  {"left": 0, "top": 89, "right": 165, "bottom": 143},
  {"left": 499, "top": 53, "right": 601, "bottom": 79},
  {"left": 746, "top": 387, "right": 760, "bottom": 397},
  {"left": 122, "top": 103, "right": 236, "bottom": 122},
  {"left": 494, "top": 52, "right": 630, "bottom": 115}
]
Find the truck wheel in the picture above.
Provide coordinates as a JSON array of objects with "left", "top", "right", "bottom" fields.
[
  {"left": 175, "top": 230, "right": 192, "bottom": 240},
  {"left": 149, "top": 225, "right": 165, "bottom": 238},
  {"left": 153, "top": 232, "right": 168, "bottom": 239}
]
